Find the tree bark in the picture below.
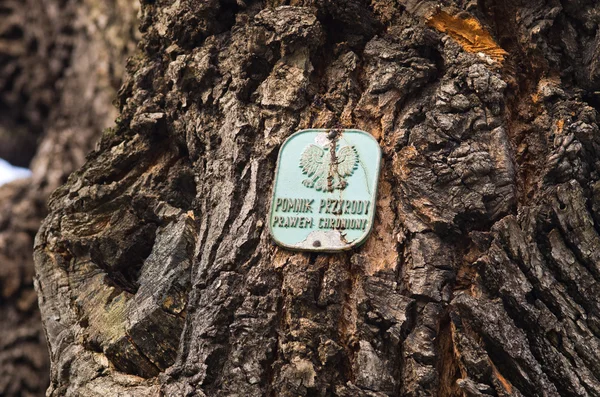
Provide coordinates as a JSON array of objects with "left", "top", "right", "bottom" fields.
[
  {"left": 0, "top": 1, "right": 138, "bottom": 395},
  {"left": 34, "top": 0, "right": 600, "bottom": 396}
]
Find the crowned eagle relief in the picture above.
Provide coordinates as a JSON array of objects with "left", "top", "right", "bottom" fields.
[{"left": 299, "top": 142, "right": 359, "bottom": 192}]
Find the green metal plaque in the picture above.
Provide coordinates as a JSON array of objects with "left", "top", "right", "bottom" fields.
[{"left": 269, "top": 129, "right": 381, "bottom": 252}]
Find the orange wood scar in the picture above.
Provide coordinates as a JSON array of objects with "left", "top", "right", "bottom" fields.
[
  {"left": 427, "top": 11, "right": 508, "bottom": 63},
  {"left": 491, "top": 360, "right": 514, "bottom": 394}
]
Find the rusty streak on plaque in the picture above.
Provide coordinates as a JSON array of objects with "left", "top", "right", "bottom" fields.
[{"left": 269, "top": 129, "right": 381, "bottom": 252}]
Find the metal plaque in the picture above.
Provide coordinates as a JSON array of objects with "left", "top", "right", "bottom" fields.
[{"left": 269, "top": 129, "right": 381, "bottom": 252}]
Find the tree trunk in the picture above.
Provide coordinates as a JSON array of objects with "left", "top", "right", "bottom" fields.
[
  {"left": 0, "top": 1, "right": 138, "bottom": 395},
  {"left": 34, "top": 0, "right": 600, "bottom": 396}
]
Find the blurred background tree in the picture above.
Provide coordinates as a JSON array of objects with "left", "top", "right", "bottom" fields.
[{"left": 0, "top": 1, "right": 138, "bottom": 395}]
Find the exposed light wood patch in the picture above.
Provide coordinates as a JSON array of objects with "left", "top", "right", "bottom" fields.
[
  {"left": 427, "top": 11, "right": 508, "bottom": 64},
  {"left": 490, "top": 360, "right": 514, "bottom": 394}
]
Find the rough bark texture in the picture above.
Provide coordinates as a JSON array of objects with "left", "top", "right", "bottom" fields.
[
  {"left": 34, "top": 0, "right": 600, "bottom": 396},
  {"left": 0, "top": 1, "right": 138, "bottom": 395}
]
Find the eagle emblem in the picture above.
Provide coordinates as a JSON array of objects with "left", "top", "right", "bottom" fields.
[{"left": 299, "top": 143, "right": 359, "bottom": 192}]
